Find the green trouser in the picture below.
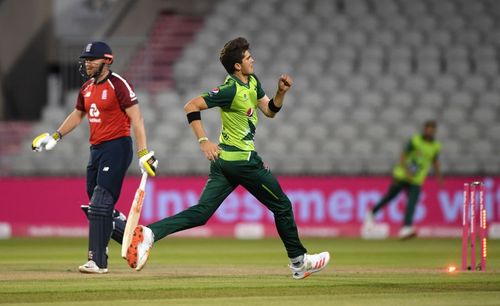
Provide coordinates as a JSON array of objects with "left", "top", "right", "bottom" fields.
[
  {"left": 148, "top": 151, "right": 307, "bottom": 259},
  {"left": 372, "top": 179, "right": 421, "bottom": 226}
]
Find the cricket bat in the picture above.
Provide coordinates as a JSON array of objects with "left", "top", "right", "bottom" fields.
[{"left": 121, "top": 172, "right": 148, "bottom": 259}]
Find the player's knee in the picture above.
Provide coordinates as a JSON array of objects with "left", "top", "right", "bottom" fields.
[
  {"left": 271, "top": 199, "right": 293, "bottom": 217},
  {"left": 89, "top": 185, "right": 115, "bottom": 217},
  {"left": 274, "top": 208, "right": 292, "bottom": 218},
  {"left": 196, "top": 215, "right": 210, "bottom": 226}
]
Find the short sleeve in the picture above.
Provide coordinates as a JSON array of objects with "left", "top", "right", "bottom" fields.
[
  {"left": 76, "top": 91, "right": 85, "bottom": 112},
  {"left": 253, "top": 75, "right": 266, "bottom": 99},
  {"left": 404, "top": 138, "right": 414, "bottom": 153},
  {"left": 111, "top": 74, "right": 138, "bottom": 110},
  {"left": 202, "top": 82, "right": 236, "bottom": 108}
]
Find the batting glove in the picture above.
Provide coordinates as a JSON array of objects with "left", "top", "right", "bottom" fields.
[
  {"left": 32, "top": 132, "right": 61, "bottom": 152},
  {"left": 138, "top": 149, "right": 158, "bottom": 177}
]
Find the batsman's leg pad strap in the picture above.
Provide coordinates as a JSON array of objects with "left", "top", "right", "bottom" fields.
[
  {"left": 82, "top": 204, "right": 125, "bottom": 244},
  {"left": 89, "top": 185, "right": 115, "bottom": 217}
]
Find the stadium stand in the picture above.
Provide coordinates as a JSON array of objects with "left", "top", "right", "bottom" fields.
[{"left": 5, "top": 0, "right": 500, "bottom": 176}]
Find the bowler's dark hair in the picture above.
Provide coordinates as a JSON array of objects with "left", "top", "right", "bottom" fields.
[{"left": 219, "top": 37, "right": 250, "bottom": 74}]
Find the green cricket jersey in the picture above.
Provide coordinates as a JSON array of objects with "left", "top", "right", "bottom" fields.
[
  {"left": 393, "top": 134, "right": 441, "bottom": 185},
  {"left": 202, "top": 74, "right": 266, "bottom": 152}
]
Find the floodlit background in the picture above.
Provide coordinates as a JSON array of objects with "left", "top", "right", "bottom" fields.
[{"left": 1, "top": 0, "right": 499, "bottom": 176}]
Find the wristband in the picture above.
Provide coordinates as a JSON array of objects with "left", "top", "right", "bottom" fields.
[
  {"left": 268, "top": 98, "right": 281, "bottom": 113},
  {"left": 52, "top": 131, "right": 63, "bottom": 140},
  {"left": 138, "top": 149, "right": 149, "bottom": 158},
  {"left": 187, "top": 111, "right": 201, "bottom": 124},
  {"left": 198, "top": 137, "right": 209, "bottom": 144}
]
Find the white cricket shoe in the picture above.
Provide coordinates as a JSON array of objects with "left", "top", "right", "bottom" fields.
[
  {"left": 126, "top": 225, "right": 154, "bottom": 271},
  {"left": 289, "top": 252, "right": 330, "bottom": 280},
  {"left": 361, "top": 211, "right": 390, "bottom": 239},
  {"left": 78, "top": 260, "right": 108, "bottom": 274},
  {"left": 398, "top": 226, "right": 417, "bottom": 240}
]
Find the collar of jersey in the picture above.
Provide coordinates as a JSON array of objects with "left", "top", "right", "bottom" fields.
[
  {"left": 95, "top": 70, "right": 112, "bottom": 85},
  {"left": 229, "top": 74, "right": 251, "bottom": 88},
  {"left": 419, "top": 133, "right": 436, "bottom": 143}
]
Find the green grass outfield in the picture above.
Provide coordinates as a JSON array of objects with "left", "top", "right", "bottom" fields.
[{"left": 0, "top": 237, "right": 499, "bottom": 305}]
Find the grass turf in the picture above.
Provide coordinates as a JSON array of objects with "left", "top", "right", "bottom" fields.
[{"left": 0, "top": 238, "right": 498, "bottom": 305}]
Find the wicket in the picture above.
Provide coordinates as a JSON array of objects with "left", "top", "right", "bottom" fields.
[{"left": 461, "top": 182, "right": 487, "bottom": 271}]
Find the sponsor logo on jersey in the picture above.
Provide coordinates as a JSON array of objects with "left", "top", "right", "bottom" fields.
[
  {"left": 246, "top": 107, "right": 254, "bottom": 117},
  {"left": 208, "top": 87, "right": 219, "bottom": 96},
  {"left": 88, "top": 103, "right": 102, "bottom": 123}
]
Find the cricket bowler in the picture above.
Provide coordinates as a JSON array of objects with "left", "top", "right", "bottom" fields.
[{"left": 126, "top": 37, "right": 330, "bottom": 279}]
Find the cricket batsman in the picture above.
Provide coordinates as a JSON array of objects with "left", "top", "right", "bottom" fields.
[{"left": 32, "top": 41, "right": 158, "bottom": 273}]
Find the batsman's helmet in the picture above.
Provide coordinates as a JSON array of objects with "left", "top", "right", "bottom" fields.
[{"left": 80, "top": 41, "right": 113, "bottom": 60}]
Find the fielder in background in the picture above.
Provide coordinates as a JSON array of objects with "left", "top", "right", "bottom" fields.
[
  {"left": 32, "top": 41, "right": 158, "bottom": 274},
  {"left": 125, "top": 37, "right": 330, "bottom": 279},
  {"left": 363, "top": 120, "right": 443, "bottom": 239}
]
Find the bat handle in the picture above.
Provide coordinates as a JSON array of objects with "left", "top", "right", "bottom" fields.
[{"left": 139, "top": 171, "right": 148, "bottom": 190}]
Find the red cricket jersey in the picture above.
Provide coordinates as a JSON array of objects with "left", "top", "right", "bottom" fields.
[{"left": 76, "top": 72, "right": 138, "bottom": 145}]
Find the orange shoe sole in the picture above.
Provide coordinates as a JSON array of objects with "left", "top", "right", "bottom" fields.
[{"left": 126, "top": 226, "right": 144, "bottom": 269}]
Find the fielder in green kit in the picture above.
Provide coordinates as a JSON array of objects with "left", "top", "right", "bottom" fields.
[
  {"left": 126, "top": 37, "right": 329, "bottom": 279},
  {"left": 364, "top": 120, "right": 443, "bottom": 239}
]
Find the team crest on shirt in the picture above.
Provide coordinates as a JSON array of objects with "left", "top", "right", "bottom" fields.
[
  {"left": 101, "top": 90, "right": 108, "bottom": 100},
  {"left": 85, "top": 91, "right": 91, "bottom": 97},
  {"left": 208, "top": 87, "right": 219, "bottom": 96},
  {"left": 246, "top": 107, "right": 254, "bottom": 117}
]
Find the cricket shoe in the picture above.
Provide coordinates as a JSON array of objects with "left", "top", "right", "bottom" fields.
[
  {"left": 78, "top": 260, "right": 108, "bottom": 274},
  {"left": 363, "top": 211, "right": 375, "bottom": 228},
  {"left": 398, "top": 226, "right": 417, "bottom": 240},
  {"left": 289, "top": 252, "right": 330, "bottom": 280},
  {"left": 126, "top": 225, "right": 154, "bottom": 271},
  {"left": 361, "top": 212, "right": 390, "bottom": 240}
]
